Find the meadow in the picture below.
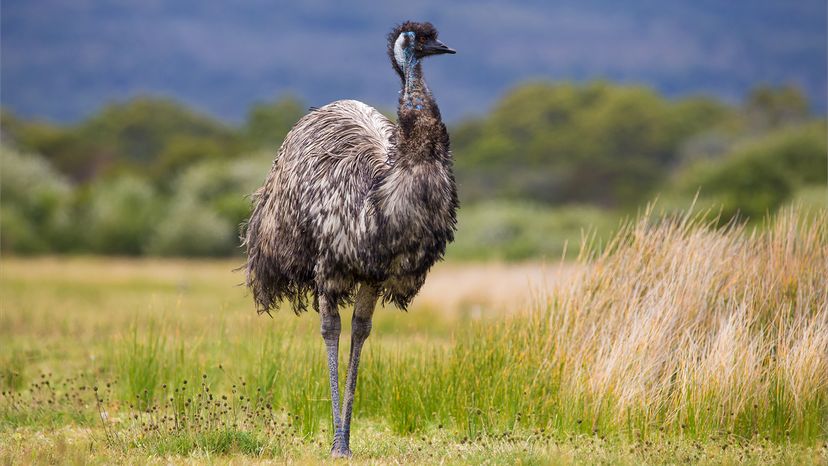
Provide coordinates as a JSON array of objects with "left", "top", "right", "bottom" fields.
[{"left": 1, "top": 206, "right": 826, "bottom": 464}]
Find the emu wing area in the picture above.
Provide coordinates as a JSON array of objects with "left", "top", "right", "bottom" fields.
[{"left": 243, "top": 100, "right": 395, "bottom": 314}]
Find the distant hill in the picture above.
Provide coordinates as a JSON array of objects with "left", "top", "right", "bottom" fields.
[{"left": 1, "top": 0, "right": 826, "bottom": 123}]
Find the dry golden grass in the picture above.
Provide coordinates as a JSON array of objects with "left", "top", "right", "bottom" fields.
[
  {"left": 539, "top": 205, "right": 827, "bottom": 437},
  {"left": 0, "top": 255, "right": 570, "bottom": 343}
]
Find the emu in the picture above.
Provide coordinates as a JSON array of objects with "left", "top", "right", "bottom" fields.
[{"left": 242, "top": 21, "right": 457, "bottom": 457}]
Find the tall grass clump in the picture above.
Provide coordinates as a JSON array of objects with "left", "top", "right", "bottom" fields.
[
  {"left": 542, "top": 204, "right": 827, "bottom": 440},
  {"left": 118, "top": 325, "right": 167, "bottom": 411}
]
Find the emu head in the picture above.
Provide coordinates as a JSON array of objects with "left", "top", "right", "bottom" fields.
[{"left": 387, "top": 21, "right": 455, "bottom": 81}]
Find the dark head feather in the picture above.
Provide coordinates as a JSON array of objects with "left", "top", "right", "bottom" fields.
[{"left": 387, "top": 21, "right": 440, "bottom": 79}]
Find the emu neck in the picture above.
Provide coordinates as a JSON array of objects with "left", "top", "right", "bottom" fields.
[
  {"left": 401, "top": 62, "right": 427, "bottom": 110},
  {"left": 395, "top": 63, "right": 446, "bottom": 164}
]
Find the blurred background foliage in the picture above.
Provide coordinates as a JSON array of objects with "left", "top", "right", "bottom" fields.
[{"left": 1, "top": 82, "right": 825, "bottom": 259}]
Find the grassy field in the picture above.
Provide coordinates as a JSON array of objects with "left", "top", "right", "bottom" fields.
[{"left": 1, "top": 206, "right": 826, "bottom": 464}]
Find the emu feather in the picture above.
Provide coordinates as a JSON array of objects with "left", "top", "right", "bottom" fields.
[
  {"left": 243, "top": 28, "right": 458, "bottom": 315},
  {"left": 245, "top": 95, "right": 457, "bottom": 313},
  {"left": 241, "top": 21, "right": 457, "bottom": 458}
]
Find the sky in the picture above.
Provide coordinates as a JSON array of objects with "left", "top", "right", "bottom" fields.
[{"left": 1, "top": 0, "right": 826, "bottom": 123}]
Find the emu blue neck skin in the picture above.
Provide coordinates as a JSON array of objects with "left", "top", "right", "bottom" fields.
[
  {"left": 399, "top": 32, "right": 426, "bottom": 111},
  {"left": 403, "top": 67, "right": 426, "bottom": 111}
]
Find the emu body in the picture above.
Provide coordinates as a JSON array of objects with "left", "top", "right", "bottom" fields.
[{"left": 243, "top": 21, "right": 457, "bottom": 457}]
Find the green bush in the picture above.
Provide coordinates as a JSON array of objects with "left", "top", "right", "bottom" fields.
[
  {"left": 147, "top": 197, "right": 235, "bottom": 256},
  {"left": 244, "top": 96, "right": 305, "bottom": 150},
  {"left": 0, "top": 146, "right": 72, "bottom": 253},
  {"left": 2, "top": 99, "right": 241, "bottom": 183},
  {"left": 676, "top": 122, "right": 827, "bottom": 219},
  {"left": 147, "top": 153, "right": 271, "bottom": 256},
  {"left": 84, "top": 176, "right": 163, "bottom": 255},
  {"left": 452, "top": 82, "right": 732, "bottom": 206},
  {"left": 448, "top": 201, "right": 618, "bottom": 261},
  {"left": 785, "top": 185, "right": 827, "bottom": 211}
]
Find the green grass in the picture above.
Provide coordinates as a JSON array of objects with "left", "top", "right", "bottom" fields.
[
  {"left": 1, "top": 206, "right": 826, "bottom": 463},
  {"left": 2, "top": 423, "right": 824, "bottom": 465}
]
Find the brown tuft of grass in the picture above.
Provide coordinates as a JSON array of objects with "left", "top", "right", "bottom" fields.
[{"left": 542, "top": 204, "right": 827, "bottom": 438}]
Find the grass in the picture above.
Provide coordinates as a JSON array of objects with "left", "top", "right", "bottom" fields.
[
  {"left": 2, "top": 424, "right": 824, "bottom": 464},
  {"left": 1, "top": 205, "right": 826, "bottom": 463}
]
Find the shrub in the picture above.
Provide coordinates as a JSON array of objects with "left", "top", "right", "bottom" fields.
[
  {"left": 448, "top": 201, "right": 617, "bottom": 261},
  {"left": 453, "top": 82, "right": 732, "bottom": 206},
  {"left": 147, "top": 197, "right": 235, "bottom": 256},
  {"left": 677, "top": 122, "right": 827, "bottom": 220},
  {"left": 0, "top": 145, "right": 72, "bottom": 253},
  {"left": 84, "top": 176, "right": 162, "bottom": 255},
  {"left": 147, "top": 153, "right": 271, "bottom": 256}
]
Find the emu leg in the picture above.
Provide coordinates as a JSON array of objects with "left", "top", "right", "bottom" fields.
[
  {"left": 339, "top": 284, "right": 378, "bottom": 455},
  {"left": 319, "top": 296, "right": 346, "bottom": 457}
]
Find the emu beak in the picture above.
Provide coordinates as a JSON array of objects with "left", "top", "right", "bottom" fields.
[{"left": 423, "top": 38, "right": 456, "bottom": 55}]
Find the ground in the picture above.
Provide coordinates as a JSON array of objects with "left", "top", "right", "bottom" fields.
[{"left": 1, "top": 257, "right": 825, "bottom": 464}]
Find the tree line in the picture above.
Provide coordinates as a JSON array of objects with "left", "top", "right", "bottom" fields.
[{"left": 1, "top": 82, "right": 825, "bottom": 256}]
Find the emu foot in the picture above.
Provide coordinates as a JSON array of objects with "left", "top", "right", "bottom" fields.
[{"left": 331, "top": 430, "right": 352, "bottom": 458}]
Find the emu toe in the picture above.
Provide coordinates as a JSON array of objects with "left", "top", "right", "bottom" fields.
[{"left": 331, "top": 431, "right": 351, "bottom": 458}]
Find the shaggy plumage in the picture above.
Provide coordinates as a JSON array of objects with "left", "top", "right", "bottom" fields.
[
  {"left": 243, "top": 23, "right": 458, "bottom": 315},
  {"left": 242, "top": 21, "right": 457, "bottom": 458}
]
